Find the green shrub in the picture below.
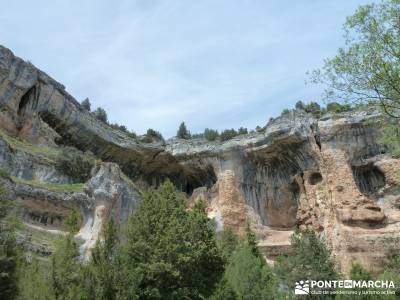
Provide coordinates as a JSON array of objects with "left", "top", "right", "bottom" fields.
[
  {"left": 304, "top": 101, "right": 322, "bottom": 116},
  {"left": 191, "top": 133, "right": 204, "bottom": 139},
  {"left": 326, "top": 102, "right": 352, "bottom": 113},
  {"left": 220, "top": 129, "right": 238, "bottom": 141},
  {"left": 379, "top": 119, "right": 400, "bottom": 158},
  {"left": 65, "top": 208, "right": 81, "bottom": 233},
  {"left": 295, "top": 100, "right": 305, "bottom": 110},
  {"left": 56, "top": 148, "right": 95, "bottom": 183},
  {"left": 146, "top": 128, "right": 163, "bottom": 140},
  {"left": 281, "top": 109, "right": 290, "bottom": 116},
  {"left": 0, "top": 168, "right": 10, "bottom": 179},
  {"left": 93, "top": 107, "right": 108, "bottom": 124},
  {"left": 238, "top": 127, "right": 248, "bottom": 135},
  {"left": 81, "top": 98, "right": 91, "bottom": 112},
  {"left": 275, "top": 230, "right": 339, "bottom": 294},
  {"left": 204, "top": 128, "right": 219, "bottom": 141}
]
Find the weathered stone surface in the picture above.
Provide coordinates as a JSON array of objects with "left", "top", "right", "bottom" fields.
[
  {"left": 1, "top": 44, "right": 400, "bottom": 273},
  {"left": 77, "top": 162, "right": 140, "bottom": 256},
  {"left": 0, "top": 138, "right": 71, "bottom": 183}
]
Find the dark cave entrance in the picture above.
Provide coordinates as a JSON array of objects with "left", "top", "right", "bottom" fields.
[
  {"left": 18, "top": 85, "right": 37, "bottom": 116},
  {"left": 180, "top": 165, "right": 217, "bottom": 195},
  {"left": 143, "top": 165, "right": 217, "bottom": 196},
  {"left": 309, "top": 172, "right": 323, "bottom": 185},
  {"left": 352, "top": 164, "right": 385, "bottom": 195}
]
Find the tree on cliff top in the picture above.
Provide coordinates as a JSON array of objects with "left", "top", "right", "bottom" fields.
[
  {"left": 310, "top": 0, "right": 400, "bottom": 118},
  {"left": 177, "top": 122, "right": 191, "bottom": 139},
  {"left": 93, "top": 107, "right": 108, "bottom": 124},
  {"left": 81, "top": 98, "right": 91, "bottom": 112}
]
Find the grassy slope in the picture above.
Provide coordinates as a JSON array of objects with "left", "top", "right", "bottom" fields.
[
  {"left": 0, "top": 129, "right": 60, "bottom": 163},
  {"left": 11, "top": 176, "right": 84, "bottom": 193}
]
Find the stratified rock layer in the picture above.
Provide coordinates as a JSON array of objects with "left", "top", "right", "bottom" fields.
[{"left": 1, "top": 45, "right": 400, "bottom": 274}]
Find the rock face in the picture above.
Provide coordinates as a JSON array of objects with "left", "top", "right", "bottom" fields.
[
  {"left": 1, "top": 45, "right": 400, "bottom": 274},
  {"left": 77, "top": 163, "right": 139, "bottom": 256}
]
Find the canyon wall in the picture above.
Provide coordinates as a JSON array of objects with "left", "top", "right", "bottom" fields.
[{"left": 1, "top": 45, "right": 400, "bottom": 274}]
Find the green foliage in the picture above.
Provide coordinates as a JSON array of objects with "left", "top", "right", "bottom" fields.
[
  {"left": 191, "top": 133, "right": 204, "bottom": 139},
  {"left": 349, "top": 262, "right": 372, "bottom": 281},
  {"left": 51, "top": 234, "right": 84, "bottom": 300},
  {"left": 245, "top": 223, "right": 261, "bottom": 258},
  {"left": 238, "top": 127, "right": 248, "bottom": 135},
  {"left": 295, "top": 100, "right": 306, "bottom": 110},
  {"left": 177, "top": 122, "right": 191, "bottom": 139},
  {"left": 0, "top": 168, "right": 10, "bottom": 179},
  {"left": 204, "top": 128, "right": 219, "bottom": 141},
  {"left": 217, "top": 228, "right": 239, "bottom": 261},
  {"left": 140, "top": 129, "right": 164, "bottom": 143},
  {"left": 17, "top": 258, "right": 54, "bottom": 300},
  {"left": 65, "top": 209, "right": 80, "bottom": 233},
  {"left": 110, "top": 123, "right": 127, "bottom": 132},
  {"left": 281, "top": 109, "right": 290, "bottom": 116},
  {"left": 275, "top": 231, "right": 339, "bottom": 293},
  {"left": 81, "top": 98, "right": 91, "bottom": 112},
  {"left": 340, "top": 263, "right": 374, "bottom": 300},
  {"left": 379, "top": 119, "right": 400, "bottom": 158},
  {"left": 123, "top": 181, "right": 224, "bottom": 299},
  {"left": 326, "top": 102, "right": 352, "bottom": 113},
  {"left": 224, "top": 244, "right": 277, "bottom": 300},
  {"left": 56, "top": 148, "right": 94, "bottom": 183},
  {"left": 310, "top": 0, "right": 400, "bottom": 118},
  {"left": 208, "top": 278, "right": 237, "bottom": 300},
  {"left": 0, "top": 129, "right": 60, "bottom": 164},
  {"left": 220, "top": 129, "right": 238, "bottom": 142},
  {"left": 377, "top": 256, "right": 400, "bottom": 298},
  {"left": 11, "top": 177, "right": 84, "bottom": 193},
  {"left": 93, "top": 107, "right": 108, "bottom": 124},
  {"left": 304, "top": 101, "right": 322, "bottom": 116},
  {"left": 83, "top": 217, "right": 123, "bottom": 300},
  {"left": 0, "top": 206, "right": 18, "bottom": 300}
]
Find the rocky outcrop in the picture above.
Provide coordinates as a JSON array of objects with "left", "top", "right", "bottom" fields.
[
  {"left": 1, "top": 161, "right": 139, "bottom": 257},
  {"left": 1, "top": 45, "right": 400, "bottom": 274},
  {"left": 76, "top": 163, "right": 140, "bottom": 256},
  {"left": 0, "top": 138, "right": 71, "bottom": 183}
]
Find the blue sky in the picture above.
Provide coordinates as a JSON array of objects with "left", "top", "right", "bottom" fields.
[{"left": 0, "top": 0, "right": 372, "bottom": 137}]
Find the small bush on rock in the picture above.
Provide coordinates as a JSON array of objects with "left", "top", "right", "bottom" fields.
[{"left": 56, "top": 148, "right": 95, "bottom": 183}]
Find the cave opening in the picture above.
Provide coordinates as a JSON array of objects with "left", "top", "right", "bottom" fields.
[
  {"left": 18, "top": 85, "right": 36, "bottom": 116},
  {"left": 309, "top": 172, "right": 323, "bottom": 185},
  {"left": 181, "top": 165, "right": 217, "bottom": 195},
  {"left": 143, "top": 165, "right": 217, "bottom": 196},
  {"left": 352, "top": 164, "right": 385, "bottom": 195}
]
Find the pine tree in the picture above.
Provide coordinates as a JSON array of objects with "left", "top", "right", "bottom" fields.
[
  {"left": 17, "top": 258, "right": 54, "bottom": 300},
  {"left": 177, "top": 122, "right": 191, "bottom": 139},
  {"left": 275, "top": 230, "right": 339, "bottom": 296},
  {"left": 51, "top": 234, "right": 84, "bottom": 299},
  {"left": 81, "top": 98, "right": 91, "bottom": 111},
  {"left": 85, "top": 217, "right": 120, "bottom": 300},
  {"left": 224, "top": 244, "right": 277, "bottom": 300},
  {"left": 123, "top": 181, "right": 224, "bottom": 299},
  {"left": 93, "top": 107, "right": 108, "bottom": 124},
  {"left": 0, "top": 186, "right": 18, "bottom": 300}
]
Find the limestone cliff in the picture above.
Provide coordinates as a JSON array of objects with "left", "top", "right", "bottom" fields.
[{"left": 1, "top": 45, "right": 399, "bottom": 274}]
